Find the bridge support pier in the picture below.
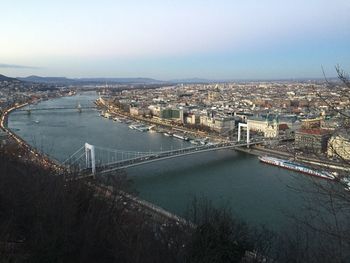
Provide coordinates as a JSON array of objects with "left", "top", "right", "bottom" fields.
[
  {"left": 85, "top": 143, "right": 96, "bottom": 175},
  {"left": 238, "top": 123, "right": 250, "bottom": 147}
]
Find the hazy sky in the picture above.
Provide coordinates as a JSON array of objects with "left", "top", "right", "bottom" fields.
[{"left": 1, "top": 0, "right": 350, "bottom": 79}]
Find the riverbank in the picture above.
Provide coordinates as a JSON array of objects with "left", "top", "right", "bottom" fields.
[
  {"left": 1, "top": 102, "right": 64, "bottom": 171},
  {"left": 95, "top": 98, "right": 223, "bottom": 143},
  {"left": 4, "top": 95, "right": 194, "bottom": 226},
  {"left": 95, "top": 98, "right": 350, "bottom": 176}
]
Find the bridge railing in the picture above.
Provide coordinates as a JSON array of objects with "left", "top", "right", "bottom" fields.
[{"left": 95, "top": 142, "right": 238, "bottom": 170}]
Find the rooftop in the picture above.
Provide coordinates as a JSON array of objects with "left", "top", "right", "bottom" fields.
[{"left": 297, "top": 129, "right": 331, "bottom": 135}]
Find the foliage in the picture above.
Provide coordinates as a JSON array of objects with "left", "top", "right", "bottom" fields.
[{"left": 0, "top": 151, "right": 187, "bottom": 263}]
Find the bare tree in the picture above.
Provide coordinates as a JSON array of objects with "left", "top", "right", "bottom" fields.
[{"left": 284, "top": 66, "right": 350, "bottom": 262}]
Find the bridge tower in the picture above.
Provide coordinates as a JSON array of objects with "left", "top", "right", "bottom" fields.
[
  {"left": 85, "top": 143, "right": 96, "bottom": 175},
  {"left": 238, "top": 123, "right": 250, "bottom": 147}
]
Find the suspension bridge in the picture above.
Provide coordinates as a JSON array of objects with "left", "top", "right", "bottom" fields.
[{"left": 62, "top": 139, "right": 262, "bottom": 177}]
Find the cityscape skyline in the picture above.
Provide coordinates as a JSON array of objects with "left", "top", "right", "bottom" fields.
[
  {"left": 1, "top": 2, "right": 350, "bottom": 259},
  {"left": 1, "top": 0, "right": 350, "bottom": 79}
]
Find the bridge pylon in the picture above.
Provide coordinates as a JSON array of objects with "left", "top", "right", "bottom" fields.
[
  {"left": 238, "top": 123, "right": 250, "bottom": 147},
  {"left": 85, "top": 143, "right": 96, "bottom": 175}
]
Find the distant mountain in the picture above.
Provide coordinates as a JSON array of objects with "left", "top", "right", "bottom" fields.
[
  {"left": 76, "top": 77, "right": 166, "bottom": 84},
  {"left": 18, "top": 75, "right": 74, "bottom": 84},
  {"left": 0, "top": 74, "right": 19, "bottom": 82},
  {"left": 18, "top": 76, "right": 166, "bottom": 85}
]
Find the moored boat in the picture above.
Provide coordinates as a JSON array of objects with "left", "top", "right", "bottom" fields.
[
  {"left": 258, "top": 156, "right": 335, "bottom": 180},
  {"left": 341, "top": 177, "right": 350, "bottom": 191},
  {"left": 103, "top": 112, "right": 112, "bottom": 119},
  {"left": 190, "top": 139, "right": 200, "bottom": 145},
  {"left": 173, "top": 134, "right": 189, "bottom": 141}
]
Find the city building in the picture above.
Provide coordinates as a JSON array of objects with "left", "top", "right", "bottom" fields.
[
  {"left": 295, "top": 129, "right": 332, "bottom": 153},
  {"left": 247, "top": 115, "right": 279, "bottom": 138},
  {"left": 186, "top": 114, "right": 200, "bottom": 125},
  {"left": 211, "top": 116, "right": 235, "bottom": 133},
  {"left": 160, "top": 108, "right": 180, "bottom": 119},
  {"left": 301, "top": 118, "right": 322, "bottom": 129},
  {"left": 198, "top": 113, "right": 235, "bottom": 133},
  {"left": 207, "top": 89, "right": 220, "bottom": 102},
  {"left": 148, "top": 105, "right": 161, "bottom": 117},
  {"left": 129, "top": 107, "right": 150, "bottom": 116},
  {"left": 328, "top": 132, "right": 350, "bottom": 160}
]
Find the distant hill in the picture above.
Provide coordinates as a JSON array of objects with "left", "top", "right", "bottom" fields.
[
  {"left": 18, "top": 76, "right": 166, "bottom": 85},
  {"left": 0, "top": 74, "right": 19, "bottom": 82},
  {"left": 76, "top": 77, "right": 166, "bottom": 84},
  {"left": 169, "top": 78, "right": 218, "bottom": 84},
  {"left": 18, "top": 75, "right": 74, "bottom": 84}
]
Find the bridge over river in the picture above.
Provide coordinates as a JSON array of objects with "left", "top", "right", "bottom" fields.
[
  {"left": 62, "top": 138, "right": 263, "bottom": 176},
  {"left": 16, "top": 105, "right": 96, "bottom": 113}
]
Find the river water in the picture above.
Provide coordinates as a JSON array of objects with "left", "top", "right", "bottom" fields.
[{"left": 8, "top": 91, "right": 320, "bottom": 230}]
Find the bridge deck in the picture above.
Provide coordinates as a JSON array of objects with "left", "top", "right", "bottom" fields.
[{"left": 95, "top": 141, "right": 261, "bottom": 174}]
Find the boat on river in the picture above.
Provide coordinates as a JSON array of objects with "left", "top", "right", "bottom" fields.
[
  {"left": 102, "top": 112, "right": 112, "bottom": 119},
  {"left": 258, "top": 156, "right": 335, "bottom": 180},
  {"left": 134, "top": 124, "right": 149, "bottom": 132},
  {"left": 341, "top": 177, "right": 350, "bottom": 191},
  {"left": 190, "top": 139, "right": 200, "bottom": 145},
  {"left": 173, "top": 133, "right": 189, "bottom": 141}
]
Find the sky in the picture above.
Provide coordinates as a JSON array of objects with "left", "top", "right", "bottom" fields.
[{"left": 1, "top": 0, "right": 350, "bottom": 80}]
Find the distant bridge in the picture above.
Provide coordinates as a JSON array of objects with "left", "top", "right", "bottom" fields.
[
  {"left": 17, "top": 106, "right": 96, "bottom": 111},
  {"left": 17, "top": 106, "right": 96, "bottom": 113}
]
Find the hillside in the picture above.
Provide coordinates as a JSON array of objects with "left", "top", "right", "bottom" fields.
[
  {"left": 0, "top": 74, "right": 18, "bottom": 82},
  {"left": 18, "top": 75, "right": 73, "bottom": 84},
  {"left": 18, "top": 76, "right": 165, "bottom": 85}
]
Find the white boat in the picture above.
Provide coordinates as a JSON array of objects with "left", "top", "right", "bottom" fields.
[
  {"left": 173, "top": 134, "right": 189, "bottom": 141},
  {"left": 103, "top": 112, "right": 111, "bottom": 119},
  {"left": 341, "top": 177, "right": 350, "bottom": 191},
  {"left": 258, "top": 156, "right": 335, "bottom": 180},
  {"left": 173, "top": 134, "right": 185, "bottom": 140},
  {"left": 190, "top": 139, "right": 200, "bottom": 145},
  {"left": 134, "top": 125, "right": 149, "bottom": 132}
]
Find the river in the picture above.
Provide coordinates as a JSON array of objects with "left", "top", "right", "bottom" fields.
[{"left": 8, "top": 91, "right": 321, "bottom": 230}]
